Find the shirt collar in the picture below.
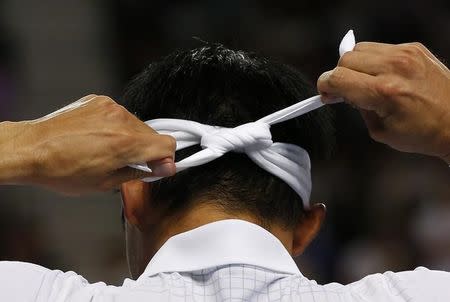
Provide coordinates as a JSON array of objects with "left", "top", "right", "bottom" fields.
[{"left": 139, "top": 219, "right": 301, "bottom": 278}]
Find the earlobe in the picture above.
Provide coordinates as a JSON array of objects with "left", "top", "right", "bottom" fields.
[
  {"left": 292, "top": 203, "right": 326, "bottom": 257},
  {"left": 121, "top": 180, "right": 152, "bottom": 230}
]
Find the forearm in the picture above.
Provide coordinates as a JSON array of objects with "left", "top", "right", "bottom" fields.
[{"left": 0, "top": 121, "right": 35, "bottom": 184}]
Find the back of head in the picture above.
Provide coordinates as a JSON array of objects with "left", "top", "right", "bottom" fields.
[{"left": 122, "top": 44, "right": 335, "bottom": 229}]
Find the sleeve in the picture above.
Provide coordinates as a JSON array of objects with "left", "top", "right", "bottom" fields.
[
  {"left": 345, "top": 267, "right": 450, "bottom": 301},
  {"left": 0, "top": 261, "right": 108, "bottom": 302}
]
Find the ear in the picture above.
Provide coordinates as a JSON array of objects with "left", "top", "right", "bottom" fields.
[
  {"left": 292, "top": 203, "right": 326, "bottom": 257},
  {"left": 120, "top": 180, "right": 152, "bottom": 230}
]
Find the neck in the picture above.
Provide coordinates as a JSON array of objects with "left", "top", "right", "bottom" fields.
[
  {"left": 129, "top": 202, "right": 296, "bottom": 279},
  {"left": 154, "top": 203, "right": 294, "bottom": 254}
]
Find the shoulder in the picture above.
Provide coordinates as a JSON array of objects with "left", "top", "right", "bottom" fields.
[
  {"left": 0, "top": 261, "right": 174, "bottom": 301},
  {"left": 0, "top": 261, "right": 107, "bottom": 301},
  {"left": 0, "top": 261, "right": 51, "bottom": 300},
  {"left": 343, "top": 267, "right": 450, "bottom": 301},
  {"left": 276, "top": 267, "right": 450, "bottom": 301}
]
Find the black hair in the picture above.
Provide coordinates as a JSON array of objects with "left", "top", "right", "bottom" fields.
[{"left": 122, "top": 43, "right": 335, "bottom": 229}]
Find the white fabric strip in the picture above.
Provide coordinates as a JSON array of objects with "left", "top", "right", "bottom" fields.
[{"left": 130, "top": 30, "right": 356, "bottom": 209}]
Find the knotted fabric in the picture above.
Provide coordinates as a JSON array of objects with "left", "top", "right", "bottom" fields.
[{"left": 130, "top": 30, "right": 356, "bottom": 209}]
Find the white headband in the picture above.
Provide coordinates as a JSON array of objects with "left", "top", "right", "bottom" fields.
[{"left": 130, "top": 30, "right": 356, "bottom": 209}]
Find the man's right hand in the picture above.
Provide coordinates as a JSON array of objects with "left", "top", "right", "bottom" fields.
[
  {"left": 0, "top": 95, "right": 176, "bottom": 195},
  {"left": 317, "top": 41, "right": 450, "bottom": 163}
]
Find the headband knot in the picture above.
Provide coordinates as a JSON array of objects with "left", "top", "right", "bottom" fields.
[
  {"left": 200, "top": 122, "right": 273, "bottom": 154},
  {"left": 129, "top": 30, "right": 356, "bottom": 210}
]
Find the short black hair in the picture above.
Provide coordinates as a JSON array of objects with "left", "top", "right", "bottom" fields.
[{"left": 122, "top": 44, "right": 335, "bottom": 229}]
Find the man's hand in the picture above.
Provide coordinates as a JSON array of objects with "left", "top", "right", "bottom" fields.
[
  {"left": 318, "top": 42, "right": 450, "bottom": 163},
  {"left": 0, "top": 95, "right": 176, "bottom": 195}
]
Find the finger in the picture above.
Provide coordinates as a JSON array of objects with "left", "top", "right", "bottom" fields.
[
  {"left": 359, "top": 109, "right": 386, "bottom": 143},
  {"left": 107, "top": 158, "right": 176, "bottom": 189},
  {"left": 338, "top": 51, "right": 390, "bottom": 75},
  {"left": 357, "top": 42, "right": 448, "bottom": 72},
  {"left": 399, "top": 42, "right": 449, "bottom": 71},
  {"left": 130, "top": 134, "right": 177, "bottom": 165},
  {"left": 353, "top": 41, "right": 395, "bottom": 53},
  {"left": 317, "top": 67, "right": 385, "bottom": 112},
  {"left": 105, "top": 167, "right": 153, "bottom": 190},
  {"left": 147, "top": 157, "right": 176, "bottom": 177}
]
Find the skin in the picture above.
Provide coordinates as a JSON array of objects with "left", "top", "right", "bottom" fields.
[
  {"left": 0, "top": 94, "right": 327, "bottom": 278},
  {"left": 120, "top": 179, "right": 326, "bottom": 278},
  {"left": 318, "top": 42, "right": 450, "bottom": 163},
  {"left": 0, "top": 95, "right": 177, "bottom": 195},
  {"left": 0, "top": 41, "right": 447, "bottom": 279}
]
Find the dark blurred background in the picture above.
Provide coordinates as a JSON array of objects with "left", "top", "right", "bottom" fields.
[{"left": 0, "top": 0, "right": 449, "bottom": 285}]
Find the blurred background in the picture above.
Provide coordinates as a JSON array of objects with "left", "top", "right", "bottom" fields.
[{"left": 0, "top": 0, "right": 449, "bottom": 285}]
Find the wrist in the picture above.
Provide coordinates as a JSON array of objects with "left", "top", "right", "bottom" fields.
[{"left": 0, "top": 121, "right": 37, "bottom": 184}]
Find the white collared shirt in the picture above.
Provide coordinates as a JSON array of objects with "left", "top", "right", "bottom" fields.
[{"left": 1, "top": 219, "right": 449, "bottom": 301}]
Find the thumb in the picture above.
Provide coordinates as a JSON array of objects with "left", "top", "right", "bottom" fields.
[
  {"left": 317, "top": 67, "right": 383, "bottom": 112},
  {"left": 105, "top": 157, "right": 176, "bottom": 190},
  {"left": 147, "top": 157, "right": 176, "bottom": 177}
]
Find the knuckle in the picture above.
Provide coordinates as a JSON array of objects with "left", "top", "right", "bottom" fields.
[
  {"left": 353, "top": 42, "right": 363, "bottom": 51},
  {"left": 391, "top": 53, "right": 426, "bottom": 77},
  {"left": 390, "top": 54, "right": 416, "bottom": 73},
  {"left": 168, "top": 136, "right": 177, "bottom": 151},
  {"left": 327, "top": 67, "right": 346, "bottom": 87},
  {"left": 144, "top": 125, "right": 157, "bottom": 135},
  {"left": 375, "top": 78, "right": 409, "bottom": 98},
  {"left": 107, "top": 104, "right": 129, "bottom": 121},
  {"left": 396, "top": 44, "right": 424, "bottom": 61},
  {"left": 316, "top": 73, "right": 327, "bottom": 91},
  {"left": 337, "top": 52, "right": 352, "bottom": 67},
  {"left": 161, "top": 135, "right": 177, "bottom": 152},
  {"left": 81, "top": 94, "right": 97, "bottom": 101},
  {"left": 408, "top": 42, "right": 426, "bottom": 52},
  {"left": 96, "top": 95, "right": 115, "bottom": 105},
  {"left": 353, "top": 42, "right": 368, "bottom": 51}
]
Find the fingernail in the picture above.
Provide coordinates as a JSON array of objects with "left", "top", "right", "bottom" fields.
[
  {"left": 323, "top": 96, "right": 344, "bottom": 104},
  {"left": 320, "top": 94, "right": 332, "bottom": 102},
  {"left": 319, "top": 93, "right": 342, "bottom": 104},
  {"left": 152, "top": 162, "right": 176, "bottom": 177}
]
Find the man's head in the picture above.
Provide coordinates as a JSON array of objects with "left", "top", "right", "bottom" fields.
[{"left": 120, "top": 44, "right": 335, "bottom": 278}]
